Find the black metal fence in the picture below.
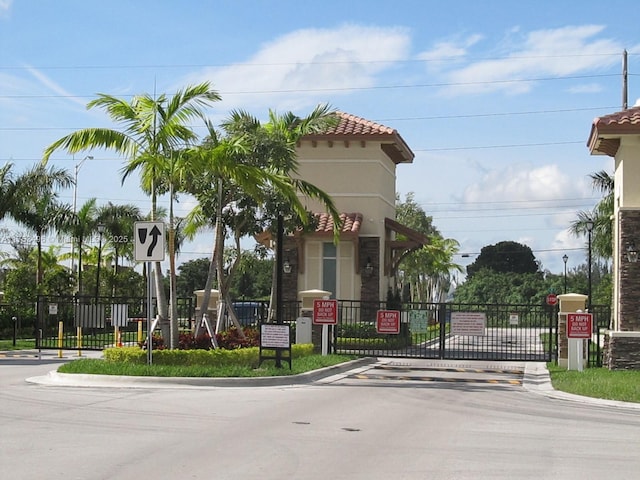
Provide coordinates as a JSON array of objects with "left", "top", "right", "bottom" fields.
[
  {"left": 334, "top": 301, "right": 557, "bottom": 361},
  {"left": 30, "top": 294, "right": 611, "bottom": 364},
  {"left": 588, "top": 304, "right": 611, "bottom": 367},
  {"left": 36, "top": 295, "right": 193, "bottom": 350}
]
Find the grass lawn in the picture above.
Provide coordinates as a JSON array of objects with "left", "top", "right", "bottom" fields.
[
  {"left": 58, "top": 354, "right": 358, "bottom": 378},
  {"left": 547, "top": 363, "right": 640, "bottom": 403},
  {"left": 0, "top": 339, "right": 35, "bottom": 351}
]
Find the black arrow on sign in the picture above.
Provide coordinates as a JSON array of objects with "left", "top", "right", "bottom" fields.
[{"left": 147, "top": 225, "right": 162, "bottom": 257}]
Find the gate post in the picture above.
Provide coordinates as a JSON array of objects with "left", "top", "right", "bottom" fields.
[
  {"left": 557, "top": 294, "right": 588, "bottom": 368},
  {"left": 438, "top": 303, "right": 447, "bottom": 359}
]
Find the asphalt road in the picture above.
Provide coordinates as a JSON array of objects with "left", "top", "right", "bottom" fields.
[{"left": 1, "top": 354, "right": 640, "bottom": 480}]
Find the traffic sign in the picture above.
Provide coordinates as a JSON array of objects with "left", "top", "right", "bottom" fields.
[
  {"left": 546, "top": 293, "right": 558, "bottom": 306},
  {"left": 567, "top": 313, "right": 592, "bottom": 339},
  {"left": 134, "top": 221, "right": 165, "bottom": 262},
  {"left": 313, "top": 299, "right": 338, "bottom": 325},
  {"left": 376, "top": 310, "right": 400, "bottom": 334}
]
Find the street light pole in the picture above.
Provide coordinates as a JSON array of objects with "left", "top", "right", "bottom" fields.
[
  {"left": 95, "top": 223, "right": 105, "bottom": 304},
  {"left": 71, "top": 155, "right": 93, "bottom": 293},
  {"left": 562, "top": 254, "right": 568, "bottom": 294},
  {"left": 586, "top": 220, "right": 594, "bottom": 312}
]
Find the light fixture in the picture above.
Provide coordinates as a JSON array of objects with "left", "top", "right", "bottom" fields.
[
  {"left": 364, "top": 257, "right": 374, "bottom": 276},
  {"left": 626, "top": 242, "right": 638, "bottom": 263},
  {"left": 283, "top": 258, "right": 292, "bottom": 274}
]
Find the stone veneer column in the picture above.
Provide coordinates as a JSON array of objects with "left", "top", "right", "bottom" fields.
[
  {"left": 282, "top": 238, "right": 299, "bottom": 304},
  {"left": 608, "top": 209, "right": 640, "bottom": 369},
  {"left": 359, "top": 237, "right": 380, "bottom": 323}
]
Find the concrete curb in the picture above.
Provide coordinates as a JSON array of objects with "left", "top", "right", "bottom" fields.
[{"left": 26, "top": 356, "right": 376, "bottom": 389}]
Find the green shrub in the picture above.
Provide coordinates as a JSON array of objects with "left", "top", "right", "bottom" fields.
[{"left": 103, "top": 343, "right": 314, "bottom": 367}]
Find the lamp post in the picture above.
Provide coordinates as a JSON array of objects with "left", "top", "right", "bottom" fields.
[
  {"left": 71, "top": 155, "right": 93, "bottom": 294},
  {"left": 562, "top": 254, "right": 568, "bottom": 294},
  {"left": 95, "top": 223, "right": 105, "bottom": 304},
  {"left": 586, "top": 220, "right": 594, "bottom": 312}
]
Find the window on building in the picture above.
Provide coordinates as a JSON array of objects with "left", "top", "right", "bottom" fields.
[{"left": 322, "top": 242, "right": 336, "bottom": 297}]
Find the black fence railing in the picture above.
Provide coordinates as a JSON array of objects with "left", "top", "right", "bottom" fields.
[{"left": 27, "top": 295, "right": 611, "bottom": 363}]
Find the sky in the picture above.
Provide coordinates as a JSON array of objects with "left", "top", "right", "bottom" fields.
[{"left": 1, "top": 0, "right": 639, "bottom": 280}]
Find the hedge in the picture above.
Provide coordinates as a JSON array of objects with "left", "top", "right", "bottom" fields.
[{"left": 104, "top": 343, "right": 314, "bottom": 367}]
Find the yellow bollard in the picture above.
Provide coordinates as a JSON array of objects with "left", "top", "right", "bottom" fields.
[
  {"left": 137, "top": 319, "right": 143, "bottom": 345},
  {"left": 77, "top": 326, "right": 83, "bottom": 357},
  {"left": 115, "top": 325, "right": 122, "bottom": 347},
  {"left": 58, "top": 321, "right": 64, "bottom": 358}
]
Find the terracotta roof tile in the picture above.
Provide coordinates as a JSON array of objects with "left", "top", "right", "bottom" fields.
[
  {"left": 302, "top": 111, "right": 414, "bottom": 164},
  {"left": 588, "top": 106, "right": 640, "bottom": 156},
  {"left": 327, "top": 111, "right": 396, "bottom": 136},
  {"left": 314, "top": 212, "right": 362, "bottom": 235}
]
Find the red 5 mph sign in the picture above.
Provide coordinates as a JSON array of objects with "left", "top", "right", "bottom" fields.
[
  {"left": 567, "top": 313, "right": 593, "bottom": 339},
  {"left": 376, "top": 310, "right": 401, "bottom": 334},
  {"left": 313, "top": 299, "right": 338, "bottom": 325}
]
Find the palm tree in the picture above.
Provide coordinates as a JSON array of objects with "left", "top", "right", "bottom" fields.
[
  {"left": 184, "top": 106, "right": 342, "bottom": 335},
  {"left": 570, "top": 170, "right": 613, "bottom": 260},
  {"left": 12, "top": 165, "right": 73, "bottom": 291},
  {"left": 0, "top": 163, "right": 20, "bottom": 220},
  {"left": 97, "top": 202, "right": 141, "bottom": 296},
  {"left": 42, "top": 82, "right": 221, "bottom": 348},
  {"left": 58, "top": 197, "right": 98, "bottom": 296}
]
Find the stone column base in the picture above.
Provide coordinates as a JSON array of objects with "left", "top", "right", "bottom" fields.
[{"left": 605, "top": 331, "right": 640, "bottom": 370}]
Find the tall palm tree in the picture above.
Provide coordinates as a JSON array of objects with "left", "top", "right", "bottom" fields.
[
  {"left": 12, "top": 165, "right": 73, "bottom": 291},
  {"left": 42, "top": 82, "right": 221, "bottom": 348},
  {"left": 0, "top": 163, "right": 20, "bottom": 220},
  {"left": 97, "top": 202, "right": 141, "bottom": 296},
  {"left": 58, "top": 197, "right": 98, "bottom": 296},
  {"left": 184, "top": 106, "right": 342, "bottom": 335}
]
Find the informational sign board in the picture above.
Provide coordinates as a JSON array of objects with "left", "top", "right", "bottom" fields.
[
  {"left": 451, "top": 312, "right": 486, "bottom": 336},
  {"left": 376, "top": 310, "right": 401, "bottom": 334},
  {"left": 509, "top": 313, "right": 519, "bottom": 325},
  {"left": 48, "top": 303, "right": 58, "bottom": 315},
  {"left": 259, "top": 324, "right": 292, "bottom": 369},
  {"left": 567, "top": 313, "right": 593, "bottom": 339},
  {"left": 134, "top": 221, "right": 165, "bottom": 262},
  {"left": 260, "top": 324, "right": 291, "bottom": 348},
  {"left": 409, "top": 310, "right": 428, "bottom": 333},
  {"left": 313, "top": 299, "right": 338, "bottom": 325}
]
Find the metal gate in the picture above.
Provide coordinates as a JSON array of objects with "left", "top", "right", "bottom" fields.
[{"left": 334, "top": 301, "right": 556, "bottom": 362}]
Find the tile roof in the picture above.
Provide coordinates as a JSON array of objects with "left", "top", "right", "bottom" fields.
[
  {"left": 327, "top": 111, "right": 396, "bottom": 136},
  {"left": 302, "top": 111, "right": 414, "bottom": 164},
  {"left": 314, "top": 212, "right": 362, "bottom": 235},
  {"left": 587, "top": 106, "right": 640, "bottom": 156}
]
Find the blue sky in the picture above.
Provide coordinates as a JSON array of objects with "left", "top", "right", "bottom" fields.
[{"left": 1, "top": 0, "right": 639, "bottom": 279}]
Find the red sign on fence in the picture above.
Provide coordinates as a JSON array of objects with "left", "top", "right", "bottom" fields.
[
  {"left": 376, "top": 310, "right": 400, "bottom": 334},
  {"left": 567, "top": 313, "right": 593, "bottom": 339},
  {"left": 313, "top": 299, "right": 338, "bottom": 325}
]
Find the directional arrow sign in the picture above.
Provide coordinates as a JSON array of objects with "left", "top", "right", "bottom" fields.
[{"left": 134, "top": 221, "right": 165, "bottom": 262}]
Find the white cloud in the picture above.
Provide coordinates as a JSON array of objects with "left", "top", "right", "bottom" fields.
[
  {"left": 0, "top": 0, "right": 12, "bottom": 17},
  {"left": 436, "top": 25, "right": 623, "bottom": 96},
  {"left": 176, "top": 24, "right": 411, "bottom": 112},
  {"left": 567, "top": 83, "right": 603, "bottom": 94},
  {"left": 462, "top": 163, "right": 588, "bottom": 204},
  {"left": 417, "top": 34, "right": 484, "bottom": 67}
]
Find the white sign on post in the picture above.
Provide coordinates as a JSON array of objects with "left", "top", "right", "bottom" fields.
[{"left": 134, "top": 222, "right": 165, "bottom": 262}]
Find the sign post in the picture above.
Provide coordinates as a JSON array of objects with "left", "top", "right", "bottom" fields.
[
  {"left": 134, "top": 221, "right": 165, "bottom": 365},
  {"left": 313, "top": 299, "right": 337, "bottom": 355}
]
